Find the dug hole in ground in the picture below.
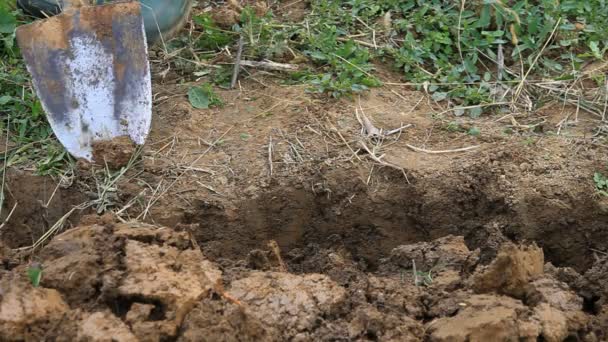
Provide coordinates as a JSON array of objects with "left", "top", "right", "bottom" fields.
[{"left": 2, "top": 8, "right": 608, "bottom": 342}]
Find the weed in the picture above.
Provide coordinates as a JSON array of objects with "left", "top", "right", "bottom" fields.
[
  {"left": 299, "top": 1, "right": 382, "bottom": 97},
  {"left": 179, "top": 1, "right": 608, "bottom": 105},
  {"left": 522, "top": 137, "right": 536, "bottom": 146},
  {"left": 414, "top": 270, "right": 433, "bottom": 287},
  {"left": 385, "top": 0, "right": 608, "bottom": 114},
  {"left": 445, "top": 121, "right": 462, "bottom": 132},
  {"left": 188, "top": 83, "right": 224, "bottom": 109},
  {"left": 26, "top": 263, "right": 42, "bottom": 287},
  {"left": 184, "top": 5, "right": 382, "bottom": 98},
  {"left": 303, "top": 38, "right": 382, "bottom": 97},
  {"left": 594, "top": 172, "right": 608, "bottom": 197},
  {"left": 193, "top": 13, "right": 235, "bottom": 51},
  {"left": 210, "top": 66, "right": 233, "bottom": 88},
  {"left": 0, "top": 3, "right": 17, "bottom": 52},
  {"left": 411, "top": 258, "right": 433, "bottom": 287},
  {"left": 468, "top": 127, "right": 481, "bottom": 136}
]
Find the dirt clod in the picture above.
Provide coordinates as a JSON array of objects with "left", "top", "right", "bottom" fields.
[
  {"left": 0, "top": 277, "right": 70, "bottom": 339},
  {"left": 228, "top": 272, "right": 347, "bottom": 338},
  {"left": 179, "top": 298, "right": 279, "bottom": 341},
  {"left": 383, "top": 235, "right": 471, "bottom": 271},
  {"left": 472, "top": 243, "right": 544, "bottom": 298},
  {"left": 0, "top": 222, "right": 601, "bottom": 340},
  {"left": 78, "top": 311, "right": 137, "bottom": 342},
  {"left": 0, "top": 223, "right": 222, "bottom": 341},
  {"left": 428, "top": 294, "right": 535, "bottom": 342},
  {"left": 91, "top": 135, "right": 136, "bottom": 169},
  {"left": 348, "top": 305, "right": 423, "bottom": 341}
]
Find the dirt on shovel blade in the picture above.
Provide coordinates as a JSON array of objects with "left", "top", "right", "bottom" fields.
[{"left": 91, "top": 136, "right": 136, "bottom": 169}]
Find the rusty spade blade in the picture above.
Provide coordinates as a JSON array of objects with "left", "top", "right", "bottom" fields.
[{"left": 16, "top": 1, "right": 152, "bottom": 161}]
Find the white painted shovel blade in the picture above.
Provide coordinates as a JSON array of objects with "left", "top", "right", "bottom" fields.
[{"left": 16, "top": 2, "right": 152, "bottom": 161}]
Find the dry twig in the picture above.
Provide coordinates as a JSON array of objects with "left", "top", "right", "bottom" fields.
[
  {"left": 230, "top": 37, "right": 244, "bottom": 89},
  {"left": 406, "top": 144, "right": 480, "bottom": 154},
  {"left": 240, "top": 60, "right": 299, "bottom": 72},
  {"left": 268, "top": 134, "right": 274, "bottom": 176},
  {"left": 0, "top": 202, "right": 18, "bottom": 232}
]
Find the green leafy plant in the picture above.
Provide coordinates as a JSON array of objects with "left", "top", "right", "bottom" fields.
[
  {"left": 445, "top": 121, "right": 462, "bottom": 132},
  {"left": 297, "top": 0, "right": 608, "bottom": 109},
  {"left": 385, "top": 0, "right": 608, "bottom": 114},
  {"left": 181, "top": 0, "right": 608, "bottom": 103},
  {"left": 193, "top": 13, "right": 235, "bottom": 51},
  {"left": 0, "top": 2, "right": 17, "bottom": 53},
  {"left": 188, "top": 4, "right": 383, "bottom": 98},
  {"left": 27, "top": 263, "right": 42, "bottom": 287},
  {"left": 468, "top": 127, "right": 481, "bottom": 136},
  {"left": 210, "top": 66, "right": 233, "bottom": 88},
  {"left": 188, "top": 83, "right": 224, "bottom": 109},
  {"left": 304, "top": 37, "right": 382, "bottom": 97},
  {"left": 594, "top": 172, "right": 608, "bottom": 197},
  {"left": 294, "top": 1, "right": 383, "bottom": 97},
  {"left": 414, "top": 270, "right": 433, "bottom": 287}
]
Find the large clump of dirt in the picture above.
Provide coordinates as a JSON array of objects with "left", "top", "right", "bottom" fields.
[
  {"left": 0, "top": 222, "right": 605, "bottom": 341},
  {"left": 0, "top": 221, "right": 221, "bottom": 341}
]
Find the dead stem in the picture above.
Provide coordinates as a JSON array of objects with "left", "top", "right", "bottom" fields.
[
  {"left": 268, "top": 134, "right": 274, "bottom": 176},
  {"left": 0, "top": 202, "right": 18, "bottom": 232},
  {"left": 230, "top": 36, "right": 244, "bottom": 89},
  {"left": 406, "top": 144, "right": 480, "bottom": 154}
]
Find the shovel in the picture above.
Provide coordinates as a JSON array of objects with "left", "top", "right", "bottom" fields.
[{"left": 15, "top": 0, "right": 152, "bottom": 162}]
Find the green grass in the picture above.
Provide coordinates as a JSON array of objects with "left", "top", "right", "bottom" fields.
[
  {"left": 165, "top": 0, "right": 608, "bottom": 110},
  {"left": 2, "top": 0, "right": 608, "bottom": 178},
  {"left": 0, "top": 4, "right": 72, "bottom": 176},
  {"left": 188, "top": 83, "right": 224, "bottom": 109}
]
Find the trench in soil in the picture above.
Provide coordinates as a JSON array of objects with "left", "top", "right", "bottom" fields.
[
  {"left": 3, "top": 161, "right": 607, "bottom": 276},
  {"left": 2, "top": 156, "right": 608, "bottom": 341},
  {"left": 171, "top": 168, "right": 608, "bottom": 275}
]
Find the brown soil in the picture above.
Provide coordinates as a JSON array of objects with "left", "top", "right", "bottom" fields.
[
  {"left": 0, "top": 224, "right": 601, "bottom": 341},
  {"left": 2, "top": 1, "right": 608, "bottom": 340},
  {"left": 91, "top": 135, "right": 137, "bottom": 169},
  {"left": 2, "top": 83, "right": 607, "bottom": 341}
]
